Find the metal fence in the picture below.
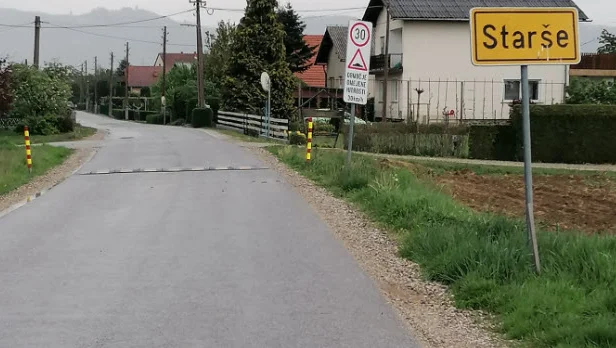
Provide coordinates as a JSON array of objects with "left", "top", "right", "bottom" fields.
[
  {"left": 319, "top": 77, "right": 566, "bottom": 123},
  {"left": 0, "top": 118, "right": 19, "bottom": 130},
  {"left": 217, "top": 110, "right": 288, "bottom": 139}
]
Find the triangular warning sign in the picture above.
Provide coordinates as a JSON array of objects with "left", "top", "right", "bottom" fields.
[{"left": 347, "top": 49, "right": 367, "bottom": 71}]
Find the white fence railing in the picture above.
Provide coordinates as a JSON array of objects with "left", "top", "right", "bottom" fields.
[{"left": 217, "top": 110, "right": 288, "bottom": 139}]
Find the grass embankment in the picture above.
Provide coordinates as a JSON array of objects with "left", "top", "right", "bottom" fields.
[
  {"left": 269, "top": 145, "right": 616, "bottom": 348},
  {"left": 0, "top": 138, "right": 73, "bottom": 196},
  {"left": 0, "top": 125, "right": 96, "bottom": 145}
]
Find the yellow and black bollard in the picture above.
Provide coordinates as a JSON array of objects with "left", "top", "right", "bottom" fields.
[
  {"left": 24, "top": 126, "right": 32, "bottom": 174},
  {"left": 306, "top": 117, "right": 313, "bottom": 163}
]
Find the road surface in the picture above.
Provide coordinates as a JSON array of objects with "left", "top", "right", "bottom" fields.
[{"left": 0, "top": 112, "right": 418, "bottom": 347}]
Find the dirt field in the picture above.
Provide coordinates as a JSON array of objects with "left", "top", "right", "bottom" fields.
[{"left": 379, "top": 159, "right": 616, "bottom": 234}]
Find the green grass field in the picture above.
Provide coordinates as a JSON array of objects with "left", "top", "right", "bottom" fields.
[
  {"left": 0, "top": 125, "right": 97, "bottom": 146},
  {"left": 269, "top": 145, "right": 616, "bottom": 348},
  {"left": 0, "top": 138, "right": 73, "bottom": 196}
]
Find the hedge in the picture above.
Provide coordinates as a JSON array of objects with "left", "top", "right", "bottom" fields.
[
  {"left": 511, "top": 104, "right": 616, "bottom": 164},
  {"left": 346, "top": 124, "right": 469, "bottom": 158},
  {"left": 191, "top": 108, "right": 214, "bottom": 128},
  {"left": 469, "top": 125, "right": 516, "bottom": 161},
  {"left": 146, "top": 114, "right": 164, "bottom": 125}
]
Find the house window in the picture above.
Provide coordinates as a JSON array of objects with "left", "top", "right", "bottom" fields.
[
  {"left": 504, "top": 79, "right": 540, "bottom": 101},
  {"left": 391, "top": 81, "right": 398, "bottom": 102}
]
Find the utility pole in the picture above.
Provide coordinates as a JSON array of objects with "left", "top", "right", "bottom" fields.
[
  {"left": 33, "top": 16, "right": 41, "bottom": 69},
  {"left": 80, "top": 63, "right": 84, "bottom": 104},
  {"left": 124, "top": 42, "right": 129, "bottom": 120},
  {"left": 190, "top": 0, "right": 206, "bottom": 108},
  {"left": 162, "top": 26, "right": 168, "bottom": 123},
  {"left": 85, "top": 60, "right": 89, "bottom": 112},
  {"left": 381, "top": 4, "right": 390, "bottom": 122},
  {"left": 109, "top": 52, "right": 114, "bottom": 117},
  {"left": 94, "top": 56, "right": 98, "bottom": 114}
]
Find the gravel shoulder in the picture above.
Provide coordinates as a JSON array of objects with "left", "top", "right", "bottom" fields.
[
  {"left": 0, "top": 130, "right": 104, "bottom": 213},
  {"left": 245, "top": 144, "right": 509, "bottom": 348}
]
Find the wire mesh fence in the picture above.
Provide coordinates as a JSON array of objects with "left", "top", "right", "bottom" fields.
[{"left": 317, "top": 77, "right": 566, "bottom": 123}]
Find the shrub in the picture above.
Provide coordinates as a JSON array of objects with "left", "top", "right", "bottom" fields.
[
  {"left": 345, "top": 123, "right": 470, "bottom": 158},
  {"left": 99, "top": 104, "right": 109, "bottom": 116},
  {"left": 289, "top": 132, "right": 306, "bottom": 145},
  {"left": 55, "top": 115, "right": 75, "bottom": 133},
  {"left": 191, "top": 107, "right": 214, "bottom": 128},
  {"left": 170, "top": 118, "right": 185, "bottom": 126},
  {"left": 469, "top": 125, "right": 516, "bottom": 161},
  {"left": 510, "top": 104, "right": 616, "bottom": 164},
  {"left": 112, "top": 109, "right": 125, "bottom": 120},
  {"left": 145, "top": 113, "right": 164, "bottom": 125},
  {"left": 14, "top": 115, "right": 60, "bottom": 135}
]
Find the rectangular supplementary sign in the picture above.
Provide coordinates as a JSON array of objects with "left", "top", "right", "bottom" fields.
[
  {"left": 344, "top": 20, "right": 373, "bottom": 105},
  {"left": 470, "top": 7, "right": 580, "bottom": 66}
]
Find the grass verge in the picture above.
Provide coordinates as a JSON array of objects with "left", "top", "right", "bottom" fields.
[
  {"left": 269, "top": 145, "right": 616, "bottom": 348},
  {"left": 0, "top": 125, "right": 97, "bottom": 145},
  {"left": 0, "top": 139, "right": 73, "bottom": 196}
]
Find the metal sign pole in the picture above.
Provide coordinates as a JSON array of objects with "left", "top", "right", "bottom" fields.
[
  {"left": 346, "top": 104, "right": 356, "bottom": 168},
  {"left": 521, "top": 64, "right": 541, "bottom": 275},
  {"left": 267, "top": 88, "right": 271, "bottom": 138}
]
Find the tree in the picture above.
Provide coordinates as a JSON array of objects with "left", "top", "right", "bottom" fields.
[
  {"left": 8, "top": 64, "right": 72, "bottom": 119},
  {"left": 116, "top": 58, "right": 129, "bottom": 78},
  {"left": 0, "top": 58, "right": 12, "bottom": 118},
  {"left": 223, "top": 0, "right": 295, "bottom": 119},
  {"left": 277, "top": 2, "right": 317, "bottom": 74},
  {"left": 204, "top": 21, "right": 237, "bottom": 92},
  {"left": 597, "top": 29, "right": 616, "bottom": 54}
]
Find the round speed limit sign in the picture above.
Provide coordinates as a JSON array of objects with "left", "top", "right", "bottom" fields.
[{"left": 350, "top": 22, "right": 371, "bottom": 47}]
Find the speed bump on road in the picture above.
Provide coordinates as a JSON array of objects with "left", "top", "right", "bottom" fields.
[{"left": 79, "top": 166, "right": 269, "bottom": 176}]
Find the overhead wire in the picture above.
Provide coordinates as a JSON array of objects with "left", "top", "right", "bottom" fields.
[{"left": 44, "top": 22, "right": 195, "bottom": 47}]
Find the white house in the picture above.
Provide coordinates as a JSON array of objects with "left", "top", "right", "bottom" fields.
[
  {"left": 362, "top": 0, "right": 590, "bottom": 122},
  {"left": 315, "top": 26, "right": 376, "bottom": 100}
]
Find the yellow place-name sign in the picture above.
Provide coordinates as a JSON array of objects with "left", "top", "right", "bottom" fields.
[{"left": 470, "top": 7, "right": 580, "bottom": 65}]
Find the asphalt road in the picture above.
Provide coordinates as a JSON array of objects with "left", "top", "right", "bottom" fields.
[{"left": 0, "top": 112, "right": 418, "bottom": 347}]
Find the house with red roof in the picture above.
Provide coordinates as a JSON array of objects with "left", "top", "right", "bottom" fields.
[
  {"left": 126, "top": 66, "right": 163, "bottom": 95},
  {"left": 154, "top": 52, "right": 198, "bottom": 72},
  {"left": 294, "top": 35, "right": 326, "bottom": 88}
]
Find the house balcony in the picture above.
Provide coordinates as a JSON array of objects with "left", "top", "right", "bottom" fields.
[
  {"left": 570, "top": 53, "right": 616, "bottom": 78},
  {"left": 370, "top": 53, "right": 403, "bottom": 75}
]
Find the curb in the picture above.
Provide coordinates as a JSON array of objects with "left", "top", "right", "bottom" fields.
[{"left": 0, "top": 147, "right": 100, "bottom": 220}]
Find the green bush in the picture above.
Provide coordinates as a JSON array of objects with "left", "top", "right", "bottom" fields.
[
  {"left": 99, "top": 104, "right": 109, "bottom": 116},
  {"left": 469, "top": 125, "right": 516, "bottom": 161},
  {"left": 191, "top": 108, "right": 214, "bottom": 128},
  {"left": 170, "top": 118, "right": 185, "bottom": 126},
  {"left": 76, "top": 103, "right": 86, "bottom": 111},
  {"left": 55, "top": 115, "right": 75, "bottom": 133},
  {"left": 112, "top": 109, "right": 125, "bottom": 120},
  {"left": 289, "top": 132, "right": 307, "bottom": 145},
  {"left": 346, "top": 123, "right": 469, "bottom": 158},
  {"left": 145, "top": 113, "right": 164, "bottom": 125},
  {"left": 14, "top": 115, "right": 60, "bottom": 135},
  {"left": 314, "top": 123, "right": 335, "bottom": 134},
  {"left": 511, "top": 104, "right": 616, "bottom": 164}
]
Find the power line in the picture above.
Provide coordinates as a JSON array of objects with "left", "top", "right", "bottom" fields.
[
  {"left": 47, "top": 9, "right": 195, "bottom": 28},
  {"left": 44, "top": 22, "right": 195, "bottom": 47}
]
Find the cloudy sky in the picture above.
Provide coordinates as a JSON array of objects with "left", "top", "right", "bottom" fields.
[{"left": 1, "top": 0, "right": 614, "bottom": 24}]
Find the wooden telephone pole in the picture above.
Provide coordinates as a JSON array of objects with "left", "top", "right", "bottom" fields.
[
  {"left": 124, "top": 42, "right": 129, "bottom": 120},
  {"left": 109, "top": 52, "right": 114, "bottom": 117},
  {"left": 162, "top": 26, "right": 168, "bottom": 123},
  {"left": 190, "top": 0, "right": 206, "bottom": 108},
  {"left": 94, "top": 56, "right": 98, "bottom": 113},
  {"left": 33, "top": 16, "right": 41, "bottom": 69}
]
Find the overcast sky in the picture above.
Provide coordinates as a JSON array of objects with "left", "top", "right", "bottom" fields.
[{"left": 1, "top": 0, "right": 614, "bottom": 25}]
